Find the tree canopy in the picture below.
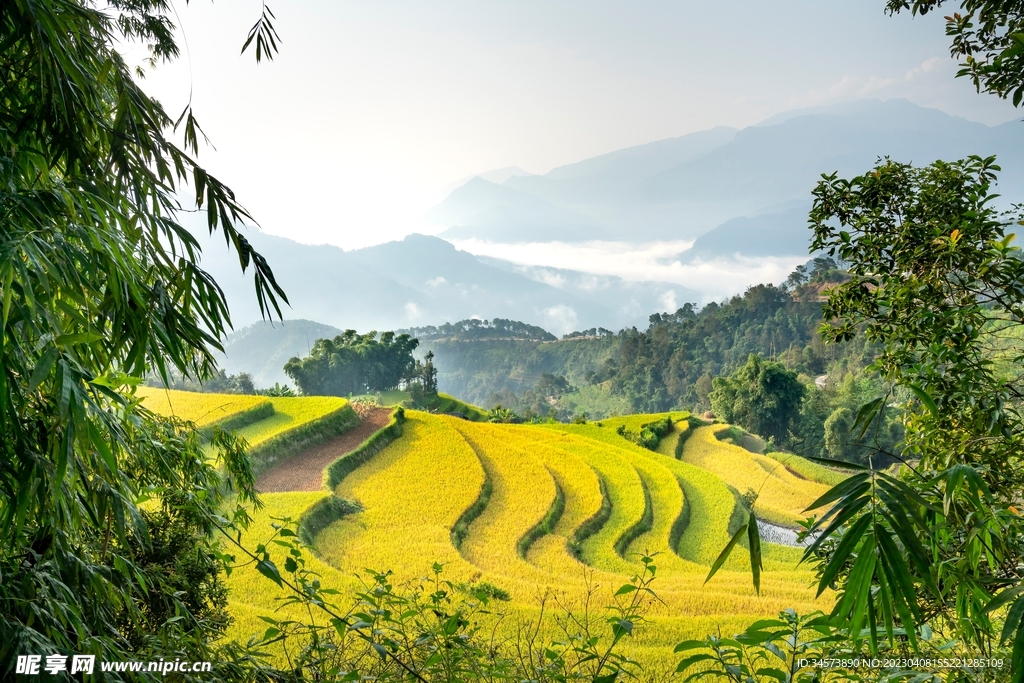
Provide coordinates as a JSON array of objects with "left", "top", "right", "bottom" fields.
[
  {"left": 709, "top": 354, "right": 806, "bottom": 445},
  {"left": 284, "top": 331, "right": 419, "bottom": 396}
]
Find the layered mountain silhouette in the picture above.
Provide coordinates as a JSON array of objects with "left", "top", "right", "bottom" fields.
[
  {"left": 427, "top": 99, "right": 1024, "bottom": 251},
  {"left": 194, "top": 230, "right": 695, "bottom": 338}
]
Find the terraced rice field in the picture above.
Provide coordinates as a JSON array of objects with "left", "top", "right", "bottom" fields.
[
  {"left": 230, "top": 395, "right": 349, "bottom": 447},
  {"left": 136, "top": 386, "right": 269, "bottom": 427},
  {"left": 205, "top": 401, "right": 847, "bottom": 678},
  {"left": 142, "top": 392, "right": 845, "bottom": 677},
  {"left": 680, "top": 425, "right": 833, "bottom": 527}
]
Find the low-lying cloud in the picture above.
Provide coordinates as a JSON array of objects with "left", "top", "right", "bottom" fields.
[{"left": 452, "top": 238, "right": 807, "bottom": 305}]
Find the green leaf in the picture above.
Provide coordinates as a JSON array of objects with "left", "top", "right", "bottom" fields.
[
  {"left": 88, "top": 422, "right": 117, "bottom": 472},
  {"left": 804, "top": 473, "right": 870, "bottom": 513},
  {"left": 986, "top": 586, "right": 1024, "bottom": 615},
  {"left": 747, "top": 511, "right": 762, "bottom": 594},
  {"left": 256, "top": 559, "right": 283, "bottom": 587},
  {"left": 676, "top": 653, "right": 715, "bottom": 672},
  {"left": 815, "top": 514, "right": 871, "bottom": 597},
  {"left": 907, "top": 384, "right": 938, "bottom": 419},
  {"left": 614, "top": 584, "right": 637, "bottom": 596},
  {"left": 1000, "top": 596, "right": 1024, "bottom": 647},
  {"left": 29, "top": 348, "right": 58, "bottom": 392},
  {"left": 705, "top": 522, "right": 747, "bottom": 586},
  {"left": 674, "top": 640, "right": 711, "bottom": 653},
  {"left": 55, "top": 331, "right": 103, "bottom": 346}
]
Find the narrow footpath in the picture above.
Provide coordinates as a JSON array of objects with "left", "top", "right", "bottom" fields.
[{"left": 256, "top": 406, "right": 392, "bottom": 493}]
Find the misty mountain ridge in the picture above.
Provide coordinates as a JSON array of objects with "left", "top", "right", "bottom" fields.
[
  {"left": 429, "top": 99, "right": 1024, "bottom": 247},
  {"left": 194, "top": 229, "right": 696, "bottom": 344}
]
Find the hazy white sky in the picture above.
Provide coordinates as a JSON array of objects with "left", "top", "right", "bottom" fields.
[{"left": 140, "top": 0, "right": 1020, "bottom": 250}]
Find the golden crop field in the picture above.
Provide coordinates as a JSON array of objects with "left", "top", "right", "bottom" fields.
[
  {"left": 214, "top": 404, "right": 839, "bottom": 679},
  {"left": 135, "top": 386, "right": 269, "bottom": 427},
  {"left": 232, "top": 396, "right": 349, "bottom": 448},
  {"left": 680, "top": 425, "right": 833, "bottom": 527}
]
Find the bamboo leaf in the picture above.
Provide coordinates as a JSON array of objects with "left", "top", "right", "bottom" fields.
[{"left": 705, "top": 523, "right": 747, "bottom": 586}]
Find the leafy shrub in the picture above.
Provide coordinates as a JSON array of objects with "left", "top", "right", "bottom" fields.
[
  {"left": 241, "top": 517, "right": 661, "bottom": 683},
  {"left": 616, "top": 415, "right": 674, "bottom": 450}
]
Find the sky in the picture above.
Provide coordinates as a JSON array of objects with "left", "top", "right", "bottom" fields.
[{"left": 139, "top": 0, "right": 1020, "bottom": 253}]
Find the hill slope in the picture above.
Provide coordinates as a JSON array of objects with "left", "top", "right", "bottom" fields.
[{"left": 195, "top": 231, "right": 695, "bottom": 335}]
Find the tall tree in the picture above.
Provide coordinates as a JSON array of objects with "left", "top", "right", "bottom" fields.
[
  {"left": 803, "top": 155, "right": 1024, "bottom": 669},
  {"left": 284, "top": 331, "right": 419, "bottom": 396},
  {"left": 709, "top": 354, "right": 806, "bottom": 445}
]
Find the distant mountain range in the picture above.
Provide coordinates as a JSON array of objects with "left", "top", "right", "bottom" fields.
[
  {"left": 427, "top": 99, "right": 1024, "bottom": 250},
  {"left": 195, "top": 230, "right": 696, "bottom": 340}
]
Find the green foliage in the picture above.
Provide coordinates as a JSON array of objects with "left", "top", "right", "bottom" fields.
[
  {"left": 117, "top": 509, "right": 231, "bottom": 651},
  {"left": 257, "top": 382, "right": 295, "bottom": 397},
  {"left": 459, "top": 581, "right": 511, "bottom": 602},
  {"left": 823, "top": 406, "right": 855, "bottom": 461},
  {"left": 887, "top": 0, "right": 1024, "bottom": 107},
  {"left": 614, "top": 287, "right": 837, "bottom": 413},
  {"left": 675, "top": 607, "right": 1013, "bottom": 682},
  {"left": 616, "top": 415, "right": 675, "bottom": 450},
  {"left": 284, "top": 330, "right": 419, "bottom": 396},
  {"left": 795, "top": 156, "right": 1024, "bottom": 672},
  {"left": 710, "top": 354, "right": 806, "bottom": 446},
  {"left": 248, "top": 517, "right": 660, "bottom": 682},
  {"left": 147, "top": 368, "right": 258, "bottom": 395},
  {"left": 0, "top": 0, "right": 284, "bottom": 677},
  {"left": 487, "top": 405, "right": 523, "bottom": 423},
  {"left": 399, "top": 317, "right": 556, "bottom": 342},
  {"left": 796, "top": 371, "right": 904, "bottom": 467}
]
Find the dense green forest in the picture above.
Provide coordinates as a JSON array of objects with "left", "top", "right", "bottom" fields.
[{"left": 405, "top": 259, "right": 896, "bottom": 463}]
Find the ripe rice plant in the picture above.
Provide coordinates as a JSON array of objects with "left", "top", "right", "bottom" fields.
[
  {"left": 220, "top": 409, "right": 831, "bottom": 678},
  {"left": 681, "top": 425, "right": 832, "bottom": 527},
  {"left": 136, "top": 386, "right": 269, "bottom": 427},
  {"left": 449, "top": 421, "right": 559, "bottom": 577},
  {"left": 232, "top": 396, "right": 350, "bottom": 448},
  {"left": 315, "top": 413, "right": 485, "bottom": 579},
  {"left": 763, "top": 449, "right": 848, "bottom": 486}
]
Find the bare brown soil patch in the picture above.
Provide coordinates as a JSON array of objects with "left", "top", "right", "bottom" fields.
[{"left": 256, "top": 406, "right": 393, "bottom": 493}]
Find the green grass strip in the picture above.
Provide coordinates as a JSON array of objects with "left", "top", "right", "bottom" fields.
[
  {"left": 298, "top": 496, "right": 362, "bottom": 546},
  {"left": 668, "top": 475, "right": 691, "bottom": 555},
  {"left": 568, "top": 474, "right": 612, "bottom": 561},
  {"left": 614, "top": 472, "right": 654, "bottom": 558},
  {"left": 451, "top": 463, "right": 493, "bottom": 550},
  {"left": 674, "top": 416, "right": 704, "bottom": 458},
  {"left": 517, "top": 470, "right": 566, "bottom": 558},
  {"left": 323, "top": 408, "right": 406, "bottom": 491}
]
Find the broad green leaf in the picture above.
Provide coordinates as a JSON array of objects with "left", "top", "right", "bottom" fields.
[
  {"left": 907, "top": 383, "right": 938, "bottom": 419},
  {"left": 256, "top": 559, "right": 283, "bottom": 587},
  {"left": 705, "top": 522, "right": 747, "bottom": 586}
]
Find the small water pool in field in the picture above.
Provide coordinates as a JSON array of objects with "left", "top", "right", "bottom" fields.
[{"left": 757, "top": 519, "right": 817, "bottom": 547}]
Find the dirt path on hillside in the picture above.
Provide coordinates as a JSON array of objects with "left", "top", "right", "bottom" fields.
[{"left": 256, "top": 406, "right": 393, "bottom": 493}]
